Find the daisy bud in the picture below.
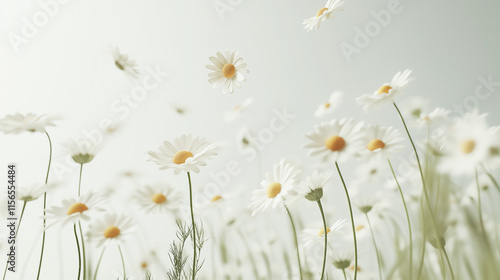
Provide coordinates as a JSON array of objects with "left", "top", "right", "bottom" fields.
[{"left": 305, "top": 188, "right": 323, "bottom": 202}]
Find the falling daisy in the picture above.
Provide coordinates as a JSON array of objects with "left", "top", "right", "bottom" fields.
[
  {"left": 0, "top": 113, "right": 59, "bottom": 134},
  {"left": 111, "top": 46, "right": 140, "bottom": 78},
  {"left": 315, "top": 91, "right": 343, "bottom": 118},
  {"left": 303, "top": 0, "right": 345, "bottom": 31},
  {"left": 206, "top": 50, "right": 249, "bottom": 94}
]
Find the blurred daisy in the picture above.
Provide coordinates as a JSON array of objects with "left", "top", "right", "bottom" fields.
[
  {"left": 330, "top": 250, "right": 353, "bottom": 270},
  {"left": 439, "top": 111, "right": 496, "bottom": 176},
  {"left": 64, "top": 138, "right": 99, "bottom": 164},
  {"left": 88, "top": 213, "right": 134, "bottom": 247},
  {"left": 206, "top": 50, "right": 249, "bottom": 94},
  {"left": 133, "top": 182, "right": 183, "bottom": 213},
  {"left": 400, "top": 97, "right": 429, "bottom": 120},
  {"left": 248, "top": 160, "right": 301, "bottom": 216},
  {"left": 305, "top": 118, "right": 364, "bottom": 163},
  {"left": 484, "top": 126, "right": 500, "bottom": 170},
  {"left": 111, "top": 46, "right": 140, "bottom": 78},
  {"left": 0, "top": 113, "right": 59, "bottom": 134},
  {"left": 356, "top": 69, "right": 413, "bottom": 112},
  {"left": 302, "top": 219, "right": 346, "bottom": 248},
  {"left": 148, "top": 134, "right": 217, "bottom": 175},
  {"left": 224, "top": 98, "right": 253, "bottom": 122},
  {"left": 303, "top": 0, "right": 345, "bottom": 31},
  {"left": 356, "top": 125, "right": 404, "bottom": 161},
  {"left": 236, "top": 125, "right": 257, "bottom": 152},
  {"left": 45, "top": 190, "right": 104, "bottom": 228},
  {"left": 416, "top": 107, "right": 451, "bottom": 127},
  {"left": 19, "top": 182, "right": 59, "bottom": 202},
  {"left": 170, "top": 102, "right": 188, "bottom": 115},
  {"left": 315, "top": 91, "right": 343, "bottom": 118}
]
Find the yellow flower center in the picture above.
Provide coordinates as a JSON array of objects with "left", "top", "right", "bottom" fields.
[
  {"left": 233, "top": 105, "right": 240, "bottom": 111},
  {"left": 172, "top": 150, "right": 194, "bottom": 164},
  {"left": 325, "top": 136, "right": 346, "bottom": 152},
  {"left": 103, "top": 226, "right": 121, "bottom": 238},
  {"left": 141, "top": 262, "right": 148, "bottom": 269},
  {"left": 317, "top": 228, "right": 331, "bottom": 237},
  {"left": 367, "top": 139, "right": 386, "bottom": 151},
  {"left": 350, "top": 265, "right": 362, "bottom": 271},
  {"left": 266, "top": 182, "right": 282, "bottom": 198},
  {"left": 377, "top": 85, "right": 392, "bottom": 95},
  {"left": 356, "top": 225, "right": 364, "bottom": 232},
  {"left": 324, "top": 102, "right": 331, "bottom": 108},
  {"left": 212, "top": 195, "right": 222, "bottom": 202},
  {"left": 316, "top": 7, "right": 329, "bottom": 17},
  {"left": 461, "top": 140, "right": 475, "bottom": 154},
  {"left": 67, "top": 202, "right": 89, "bottom": 215},
  {"left": 222, "top": 63, "right": 236, "bottom": 78},
  {"left": 152, "top": 193, "right": 167, "bottom": 204}
]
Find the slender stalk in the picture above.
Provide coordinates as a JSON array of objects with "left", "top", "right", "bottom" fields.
[
  {"left": 335, "top": 161, "right": 358, "bottom": 280},
  {"left": 475, "top": 168, "right": 487, "bottom": 239},
  {"left": 237, "top": 230, "right": 260, "bottom": 279},
  {"left": 388, "top": 159, "right": 413, "bottom": 280},
  {"left": 482, "top": 164, "right": 500, "bottom": 192},
  {"left": 187, "top": 172, "right": 197, "bottom": 280},
  {"left": 2, "top": 202, "right": 27, "bottom": 280},
  {"left": 393, "top": 102, "right": 453, "bottom": 279},
  {"left": 365, "top": 214, "right": 383, "bottom": 280},
  {"left": 74, "top": 224, "right": 82, "bottom": 280},
  {"left": 37, "top": 130, "right": 53, "bottom": 280},
  {"left": 342, "top": 269, "right": 347, "bottom": 280},
  {"left": 261, "top": 251, "right": 272, "bottom": 279},
  {"left": 118, "top": 245, "right": 126, "bottom": 280},
  {"left": 442, "top": 247, "right": 455, "bottom": 280},
  {"left": 78, "top": 164, "right": 83, "bottom": 196},
  {"left": 317, "top": 200, "right": 328, "bottom": 280},
  {"left": 284, "top": 206, "right": 304, "bottom": 280},
  {"left": 78, "top": 222, "right": 86, "bottom": 280},
  {"left": 93, "top": 247, "right": 106, "bottom": 280}
]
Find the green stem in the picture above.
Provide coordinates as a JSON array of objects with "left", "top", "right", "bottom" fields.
[
  {"left": 335, "top": 161, "right": 358, "bottom": 280},
  {"left": 93, "top": 247, "right": 106, "bottom": 280},
  {"left": 37, "top": 130, "right": 53, "bottom": 280},
  {"left": 187, "top": 172, "right": 197, "bottom": 280},
  {"left": 118, "top": 245, "right": 126, "bottom": 280},
  {"left": 317, "top": 200, "right": 328, "bottom": 280},
  {"left": 284, "top": 206, "right": 304, "bottom": 280},
  {"left": 393, "top": 102, "right": 452, "bottom": 279},
  {"left": 365, "top": 214, "right": 382, "bottom": 280},
  {"left": 78, "top": 164, "right": 83, "bottom": 196},
  {"left": 475, "top": 168, "right": 488, "bottom": 240},
  {"left": 237, "top": 230, "right": 260, "bottom": 279},
  {"left": 74, "top": 224, "right": 82, "bottom": 280},
  {"left": 388, "top": 159, "right": 413, "bottom": 280},
  {"left": 262, "top": 251, "right": 272, "bottom": 279},
  {"left": 482, "top": 164, "right": 500, "bottom": 193},
  {"left": 442, "top": 247, "right": 455, "bottom": 280},
  {"left": 342, "top": 269, "right": 347, "bottom": 280},
  {"left": 2, "top": 202, "right": 27, "bottom": 280},
  {"left": 78, "top": 222, "right": 86, "bottom": 280}
]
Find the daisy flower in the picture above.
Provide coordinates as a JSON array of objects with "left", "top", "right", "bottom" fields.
[
  {"left": 18, "top": 182, "right": 59, "bottom": 202},
  {"left": 330, "top": 250, "right": 353, "bottom": 270},
  {"left": 148, "top": 134, "right": 217, "bottom": 175},
  {"left": 236, "top": 125, "right": 257, "bottom": 152},
  {"left": 314, "top": 91, "right": 343, "bottom": 118},
  {"left": 248, "top": 159, "right": 301, "bottom": 216},
  {"left": 400, "top": 97, "right": 429, "bottom": 120},
  {"left": 439, "top": 111, "right": 497, "bottom": 176},
  {"left": 133, "top": 182, "right": 183, "bottom": 213},
  {"left": 302, "top": 219, "right": 346, "bottom": 248},
  {"left": 304, "top": 118, "right": 364, "bottom": 163},
  {"left": 356, "top": 125, "right": 404, "bottom": 161},
  {"left": 111, "top": 46, "right": 140, "bottom": 78},
  {"left": 88, "top": 213, "right": 134, "bottom": 247},
  {"left": 297, "top": 170, "right": 335, "bottom": 202},
  {"left": 224, "top": 98, "right": 253, "bottom": 122},
  {"left": 0, "top": 113, "right": 59, "bottom": 134},
  {"left": 356, "top": 69, "right": 413, "bottom": 112},
  {"left": 416, "top": 107, "right": 451, "bottom": 127},
  {"left": 64, "top": 138, "right": 100, "bottom": 164},
  {"left": 206, "top": 50, "right": 249, "bottom": 94},
  {"left": 303, "top": 0, "right": 345, "bottom": 31},
  {"left": 45, "top": 190, "right": 104, "bottom": 228}
]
